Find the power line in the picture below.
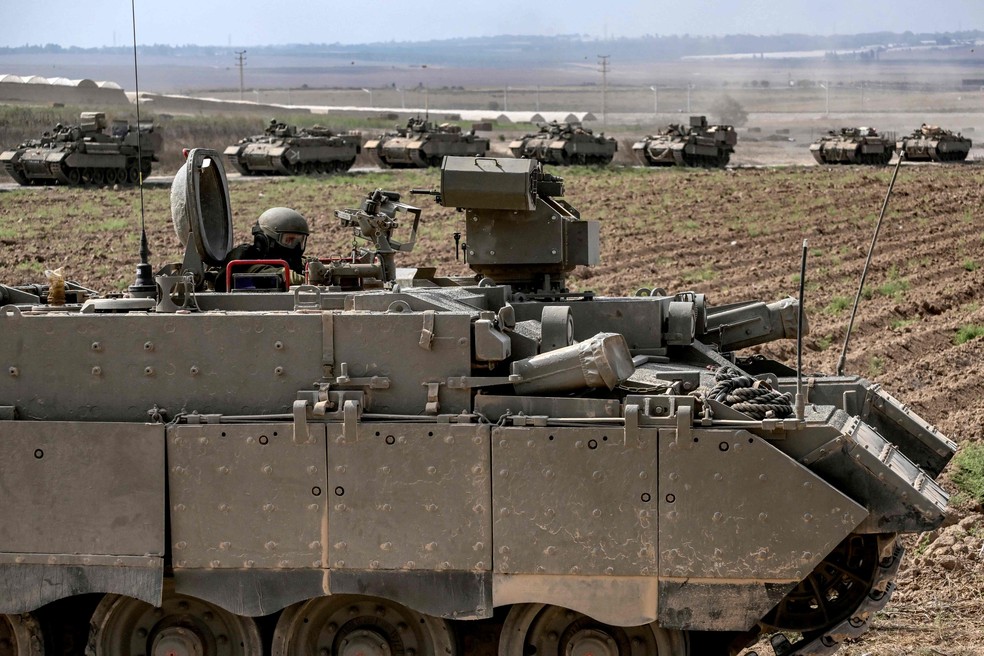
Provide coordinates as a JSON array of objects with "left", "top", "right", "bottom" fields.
[
  {"left": 235, "top": 50, "right": 247, "bottom": 101},
  {"left": 598, "top": 55, "right": 610, "bottom": 128}
]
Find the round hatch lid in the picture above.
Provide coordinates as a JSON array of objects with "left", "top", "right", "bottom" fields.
[{"left": 170, "top": 148, "right": 234, "bottom": 266}]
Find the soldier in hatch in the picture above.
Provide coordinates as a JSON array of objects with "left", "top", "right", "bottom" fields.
[{"left": 215, "top": 207, "right": 310, "bottom": 291}]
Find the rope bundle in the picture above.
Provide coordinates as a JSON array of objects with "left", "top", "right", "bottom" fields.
[{"left": 704, "top": 366, "right": 793, "bottom": 420}]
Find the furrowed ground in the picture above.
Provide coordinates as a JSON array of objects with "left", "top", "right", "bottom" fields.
[{"left": 1, "top": 163, "right": 983, "bottom": 655}]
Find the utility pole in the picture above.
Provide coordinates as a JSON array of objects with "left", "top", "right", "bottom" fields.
[
  {"left": 235, "top": 50, "right": 246, "bottom": 101},
  {"left": 598, "top": 55, "right": 610, "bottom": 128}
]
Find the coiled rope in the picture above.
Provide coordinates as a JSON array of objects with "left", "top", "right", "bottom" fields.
[{"left": 701, "top": 366, "right": 793, "bottom": 420}]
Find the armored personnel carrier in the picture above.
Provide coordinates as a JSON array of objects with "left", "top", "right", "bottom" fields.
[
  {"left": 896, "top": 124, "right": 972, "bottom": 162},
  {"left": 223, "top": 119, "right": 362, "bottom": 176},
  {"left": 810, "top": 127, "right": 894, "bottom": 165},
  {"left": 364, "top": 117, "right": 489, "bottom": 168},
  {"left": 0, "top": 151, "right": 953, "bottom": 656},
  {"left": 632, "top": 116, "right": 737, "bottom": 167},
  {"left": 509, "top": 121, "right": 617, "bottom": 165},
  {"left": 0, "top": 112, "right": 161, "bottom": 186}
]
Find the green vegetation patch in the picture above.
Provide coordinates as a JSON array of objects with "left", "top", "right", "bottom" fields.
[
  {"left": 952, "top": 442, "right": 984, "bottom": 505},
  {"left": 954, "top": 324, "right": 984, "bottom": 345}
]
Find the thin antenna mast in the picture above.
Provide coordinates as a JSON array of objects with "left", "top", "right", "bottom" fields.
[
  {"left": 127, "top": 0, "right": 155, "bottom": 297},
  {"left": 795, "top": 240, "right": 808, "bottom": 420},
  {"left": 836, "top": 150, "right": 906, "bottom": 375}
]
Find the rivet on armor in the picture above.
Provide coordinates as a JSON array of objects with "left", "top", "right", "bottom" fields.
[
  {"left": 575, "top": 440, "right": 584, "bottom": 448},
  {"left": 143, "top": 341, "right": 154, "bottom": 351},
  {"left": 336, "top": 503, "right": 348, "bottom": 511},
  {"left": 262, "top": 464, "right": 273, "bottom": 474},
  {"left": 444, "top": 435, "right": 454, "bottom": 444},
  {"left": 307, "top": 465, "right": 318, "bottom": 475},
  {"left": 144, "top": 366, "right": 154, "bottom": 376},
  {"left": 803, "top": 481, "right": 812, "bottom": 488},
  {"left": 642, "top": 493, "right": 653, "bottom": 503},
  {"left": 759, "top": 512, "right": 768, "bottom": 521},
  {"left": 544, "top": 545, "right": 558, "bottom": 556},
  {"left": 189, "top": 366, "right": 199, "bottom": 375},
  {"left": 199, "top": 436, "right": 209, "bottom": 445},
  {"left": 719, "top": 441, "right": 729, "bottom": 452},
  {"left": 175, "top": 541, "right": 187, "bottom": 550},
  {"left": 137, "top": 628, "right": 148, "bottom": 638},
  {"left": 499, "top": 546, "right": 511, "bottom": 555},
  {"left": 380, "top": 541, "right": 392, "bottom": 551},
  {"left": 668, "top": 472, "right": 679, "bottom": 481},
  {"left": 639, "top": 471, "right": 649, "bottom": 480},
  {"left": 803, "top": 512, "right": 814, "bottom": 522},
  {"left": 570, "top": 565, "right": 580, "bottom": 574},
  {"left": 90, "top": 342, "right": 101, "bottom": 351},
  {"left": 258, "top": 435, "right": 269, "bottom": 445},
  {"left": 312, "top": 487, "right": 323, "bottom": 497},
  {"left": 210, "top": 560, "right": 221, "bottom": 568},
  {"left": 219, "top": 541, "right": 232, "bottom": 550},
  {"left": 712, "top": 512, "right": 724, "bottom": 522},
  {"left": 759, "top": 473, "right": 768, "bottom": 481},
  {"left": 274, "top": 341, "right": 284, "bottom": 350},
  {"left": 499, "top": 507, "right": 511, "bottom": 517},
  {"left": 473, "top": 503, "right": 485, "bottom": 514},
  {"left": 592, "top": 470, "right": 603, "bottom": 481},
  {"left": 425, "top": 542, "right": 437, "bottom": 552},
  {"left": 380, "top": 465, "right": 391, "bottom": 474},
  {"left": 427, "top": 465, "right": 437, "bottom": 475},
  {"left": 426, "top": 503, "right": 438, "bottom": 512},
  {"left": 91, "top": 366, "right": 101, "bottom": 376},
  {"left": 245, "top": 560, "right": 255, "bottom": 568},
  {"left": 498, "top": 468, "right": 509, "bottom": 478},
  {"left": 274, "top": 366, "right": 284, "bottom": 376},
  {"left": 265, "top": 541, "right": 278, "bottom": 551},
  {"left": 536, "top": 565, "right": 545, "bottom": 573},
  {"left": 263, "top": 503, "right": 275, "bottom": 511},
  {"left": 543, "top": 468, "right": 554, "bottom": 479},
  {"left": 544, "top": 508, "right": 555, "bottom": 518},
  {"left": 308, "top": 503, "right": 319, "bottom": 511},
  {"left": 381, "top": 502, "right": 391, "bottom": 511},
  {"left": 174, "top": 503, "right": 186, "bottom": 512},
  {"left": 310, "top": 540, "right": 322, "bottom": 550},
  {"left": 713, "top": 472, "right": 723, "bottom": 481},
  {"left": 217, "top": 466, "right": 229, "bottom": 475},
  {"left": 370, "top": 560, "right": 380, "bottom": 569},
  {"left": 472, "top": 464, "right": 484, "bottom": 474},
  {"left": 605, "top": 566, "right": 615, "bottom": 575},
  {"left": 668, "top": 510, "right": 678, "bottom": 520},
  {"left": 592, "top": 508, "right": 602, "bottom": 518}
]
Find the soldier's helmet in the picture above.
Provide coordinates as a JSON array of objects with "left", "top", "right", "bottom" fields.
[{"left": 255, "top": 207, "right": 310, "bottom": 251}]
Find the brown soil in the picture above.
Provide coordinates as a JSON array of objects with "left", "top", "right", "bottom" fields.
[{"left": 1, "top": 163, "right": 983, "bottom": 655}]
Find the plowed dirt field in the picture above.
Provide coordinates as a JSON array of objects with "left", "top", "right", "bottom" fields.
[{"left": 1, "top": 162, "right": 982, "bottom": 655}]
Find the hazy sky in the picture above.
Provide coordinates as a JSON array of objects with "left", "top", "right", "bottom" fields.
[{"left": 1, "top": 0, "right": 981, "bottom": 48}]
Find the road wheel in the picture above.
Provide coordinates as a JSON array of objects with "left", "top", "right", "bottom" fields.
[
  {"left": 272, "top": 595, "right": 456, "bottom": 656},
  {"left": 499, "top": 604, "right": 689, "bottom": 656},
  {"left": 87, "top": 584, "right": 261, "bottom": 656},
  {"left": 0, "top": 613, "right": 44, "bottom": 656},
  {"left": 65, "top": 168, "right": 82, "bottom": 185}
]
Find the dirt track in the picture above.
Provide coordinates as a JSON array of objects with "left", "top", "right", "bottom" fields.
[{"left": 1, "top": 162, "right": 983, "bottom": 655}]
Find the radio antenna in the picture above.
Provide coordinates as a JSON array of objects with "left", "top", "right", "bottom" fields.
[
  {"left": 127, "top": 0, "right": 156, "bottom": 297},
  {"left": 836, "top": 150, "right": 906, "bottom": 376},
  {"left": 795, "top": 239, "right": 807, "bottom": 420}
]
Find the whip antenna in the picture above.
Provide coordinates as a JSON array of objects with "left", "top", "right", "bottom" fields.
[
  {"left": 127, "top": 0, "right": 155, "bottom": 297},
  {"left": 795, "top": 239, "right": 807, "bottom": 421},
  {"left": 836, "top": 150, "right": 906, "bottom": 376}
]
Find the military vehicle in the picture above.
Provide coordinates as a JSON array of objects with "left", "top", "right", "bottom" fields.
[
  {"left": 0, "top": 151, "right": 953, "bottom": 656},
  {"left": 223, "top": 119, "right": 362, "bottom": 176},
  {"left": 509, "top": 121, "right": 617, "bottom": 165},
  {"left": 364, "top": 117, "right": 489, "bottom": 168},
  {"left": 0, "top": 112, "right": 161, "bottom": 186},
  {"left": 632, "top": 116, "right": 737, "bottom": 167},
  {"left": 810, "top": 127, "right": 894, "bottom": 165},
  {"left": 896, "top": 124, "right": 972, "bottom": 162}
]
